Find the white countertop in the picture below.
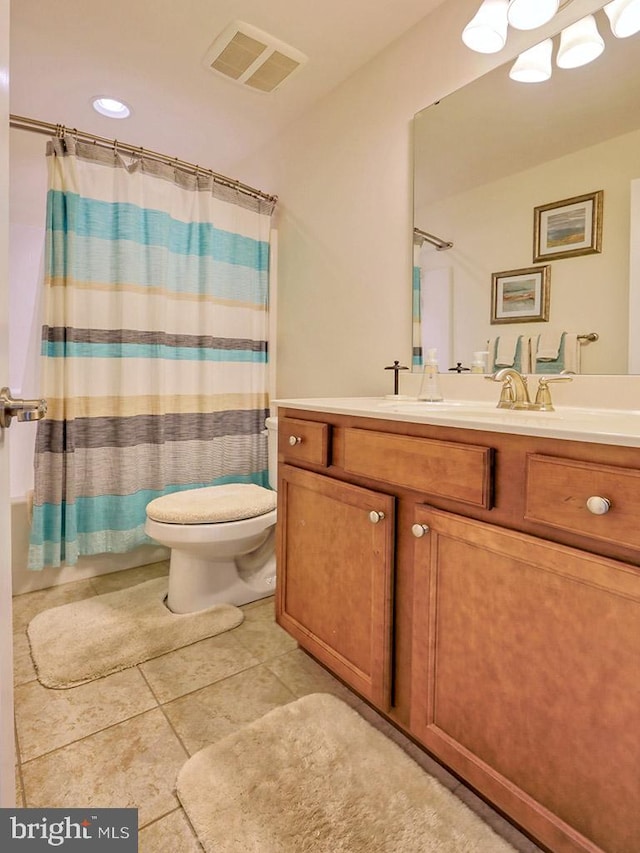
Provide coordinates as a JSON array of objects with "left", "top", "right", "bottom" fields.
[{"left": 273, "top": 397, "right": 640, "bottom": 447}]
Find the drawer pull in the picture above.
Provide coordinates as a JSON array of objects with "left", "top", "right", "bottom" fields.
[
  {"left": 288, "top": 435, "right": 303, "bottom": 446},
  {"left": 411, "top": 523, "right": 430, "bottom": 538},
  {"left": 369, "top": 510, "right": 386, "bottom": 524},
  {"left": 586, "top": 496, "right": 611, "bottom": 515}
]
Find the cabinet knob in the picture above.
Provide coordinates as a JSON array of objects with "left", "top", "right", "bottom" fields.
[
  {"left": 411, "top": 523, "right": 430, "bottom": 538},
  {"left": 586, "top": 496, "right": 611, "bottom": 515},
  {"left": 288, "top": 435, "right": 303, "bottom": 446},
  {"left": 369, "top": 510, "right": 385, "bottom": 524}
]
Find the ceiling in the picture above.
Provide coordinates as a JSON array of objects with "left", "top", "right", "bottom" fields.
[{"left": 10, "top": 0, "right": 447, "bottom": 181}]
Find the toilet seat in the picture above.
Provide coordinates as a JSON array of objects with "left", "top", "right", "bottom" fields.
[{"left": 146, "top": 483, "right": 276, "bottom": 525}]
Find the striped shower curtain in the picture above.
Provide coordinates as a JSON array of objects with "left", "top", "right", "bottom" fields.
[
  {"left": 28, "top": 137, "right": 275, "bottom": 570},
  {"left": 412, "top": 236, "right": 423, "bottom": 368}
]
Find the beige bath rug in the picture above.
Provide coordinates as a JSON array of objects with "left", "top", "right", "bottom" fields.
[
  {"left": 27, "top": 577, "right": 243, "bottom": 689},
  {"left": 176, "top": 693, "right": 517, "bottom": 853}
]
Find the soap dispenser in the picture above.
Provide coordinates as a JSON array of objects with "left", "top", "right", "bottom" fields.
[{"left": 418, "top": 348, "right": 443, "bottom": 401}]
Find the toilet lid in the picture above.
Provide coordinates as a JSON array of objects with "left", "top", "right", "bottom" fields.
[{"left": 146, "top": 483, "right": 277, "bottom": 524}]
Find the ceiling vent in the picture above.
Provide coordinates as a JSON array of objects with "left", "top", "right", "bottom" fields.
[{"left": 204, "top": 21, "right": 307, "bottom": 93}]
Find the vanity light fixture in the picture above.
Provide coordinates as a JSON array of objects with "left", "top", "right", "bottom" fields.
[
  {"left": 92, "top": 97, "right": 131, "bottom": 119},
  {"left": 603, "top": 0, "right": 640, "bottom": 37},
  {"left": 461, "top": 0, "right": 509, "bottom": 54},
  {"left": 508, "top": 38, "right": 553, "bottom": 81},
  {"left": 462, "top": 0, "right": 575, "bottom": 52},
  {"left": 467, "top": 0, "right": 640, "bottom": 68},
  {"left": 507, "top": 0, "right": 559, "bottom": 30},
  {"left": 556, "top": 14, "right": 605, "bottom": 67}
]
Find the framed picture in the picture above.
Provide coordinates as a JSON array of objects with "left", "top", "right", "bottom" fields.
[
  {"left": 533, "top": 190, "right": 603, "bottom": 262},
  {"left": 491, "top": 266, "right": 550, "bottom": 324}
]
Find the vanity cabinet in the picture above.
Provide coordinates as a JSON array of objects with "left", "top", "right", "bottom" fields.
[
  {"left": 275, "top": 408, "right": 640, "bottom": 853},
  {"left": 410, "top": 505, "right": 639, "bottom": 853},
  {"left": 277, "top": 464, "right": 395, "bottom": 707}
]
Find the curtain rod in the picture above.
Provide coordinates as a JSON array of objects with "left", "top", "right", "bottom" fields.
[
  {"left": 413, "top": 226, "right": 453, "bottom": 251},
  {"left": 9, "top": 114, "right": 278, "bottom": 205}
]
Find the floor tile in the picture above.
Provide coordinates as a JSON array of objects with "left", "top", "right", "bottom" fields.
[
  {"left": 12, "top": 579, "right": 97, "bottom": 633},
  {"left": 163, "top": 664, "right": 296, "bottom": 755},
  {"left": 139, "top": 632, "right": 260, "bottom": 704},
  {"left": 15, "top": 765, "right": 24, "bottom": 807},
  {"left": 241, "top": 596, "right": 275, "bottom": 620},
  {"left": 22, "top": 708, "right": 187, "bottom": 826},
  {"left": 90, "top": 561, "right": 169, "bottom": 596},
  {"left": 13, "top": 631, "right": 36, "bottom": 686},
  {"left": 138, "top": 808, "right": 202, "bottom": 852},
  {"left": 232, "top": 609, "right": 298, "bottom": 661},
  {"left": 265, "top": 647, "right": 362, "bottom": 707},
  {"left": 15, "top": 668, "right": 158, "bottom": 761}
]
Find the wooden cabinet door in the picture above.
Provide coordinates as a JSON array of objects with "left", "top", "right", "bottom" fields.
[
  {"left": 276, "top": 464, "right": 395, "bottom": 708},
  {"left": 409, "top": 506, "right": 640, "bottom": 853}
]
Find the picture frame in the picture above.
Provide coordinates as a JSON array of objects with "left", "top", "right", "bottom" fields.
[
  {"left": 491, "top": 266, "right": 550, "bottom": 325},
  {"left": 533, "top": 190, "right": 603, "bottom": 262}
]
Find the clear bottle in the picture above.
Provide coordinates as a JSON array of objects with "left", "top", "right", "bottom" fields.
[
  {"left": 418, "top": 348, "right": 443, "bottom": 401},
  {"left": 471, "top": 350, "right": 489, "bottom": 374}
]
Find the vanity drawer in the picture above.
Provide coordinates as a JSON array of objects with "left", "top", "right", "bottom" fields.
[
  {"left": 525, "top": 454, "right": 640, "bottom": 549},
  {"left": 279, "top": 417, "right": 330, "bottom": 467},
  {"left": 341, "top": 428, "right": 493, "bottom": 508}
]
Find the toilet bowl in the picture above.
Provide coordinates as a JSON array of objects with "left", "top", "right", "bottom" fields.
[{"left": 144, "top": 417, "right": 279, "bottom": 613}]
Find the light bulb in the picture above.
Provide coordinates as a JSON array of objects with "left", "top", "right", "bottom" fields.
[
  {"left": 604, "top": 0, "right": 640, "bottom": 37},
  {"left": 462, "top": 0, "right": 509, "bottom": 54},
  {"left": 507, "top": 0, "right": 559, "bottom": 31},
  {"left": 557, "top": 15, "right": 605, "bottom": 69},
  {"left": 509, "top": 39, "right": 553, "bottom": 82}
]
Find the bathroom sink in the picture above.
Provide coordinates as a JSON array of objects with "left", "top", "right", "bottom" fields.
[{"left": 377, "top": 399, "right": 640, "bottom": 434}]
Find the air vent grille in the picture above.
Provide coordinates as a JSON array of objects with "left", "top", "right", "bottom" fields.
[
  {"left": 245, "top": 51, "right": 301, "bottom": 92},
  {"left": 204, "top": 21, "right": 307, "bottom": 93},
  {"left": 210, "top": 32, "right": 268, "bottom": 80}
]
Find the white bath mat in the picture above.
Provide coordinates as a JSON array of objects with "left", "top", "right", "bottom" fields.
[
  {"left": 176, "top": 693, "right": 517, "bottom": 853},
  {"left": 27, "top": 577, "right": 243, "bottom": 688}
]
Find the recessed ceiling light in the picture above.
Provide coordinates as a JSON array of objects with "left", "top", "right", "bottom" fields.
[{"left": 92, "top": 97, "right": 131, "bottom": 119}]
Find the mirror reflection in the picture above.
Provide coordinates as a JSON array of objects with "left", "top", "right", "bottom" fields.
[{"left": 412, "top": 5, "right": 640, "bottom": 375}]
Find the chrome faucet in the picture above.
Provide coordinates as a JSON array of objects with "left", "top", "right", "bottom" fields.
[{"left": 486, "top": 369, "right": 573, "bottom": 411}]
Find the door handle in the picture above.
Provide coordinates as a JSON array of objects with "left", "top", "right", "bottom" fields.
[{"left": 0, "top": 387, "right": 47, "bottom": 428}]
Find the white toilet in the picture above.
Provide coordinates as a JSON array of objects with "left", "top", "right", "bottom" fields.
[{"left": 144, "top": 417, "right": 279, "bottom": 613}]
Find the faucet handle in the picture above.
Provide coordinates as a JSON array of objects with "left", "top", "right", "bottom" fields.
[
  {"left": 485, "top": 373, "right": 516, "bottom": 408},
  {"left": 534, "top": 375, "right": 573, "bottom": 411}
]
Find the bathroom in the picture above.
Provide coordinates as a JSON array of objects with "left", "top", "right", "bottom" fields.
[{"left": 2, "top": 0, "right": 638, "bottom": 850}]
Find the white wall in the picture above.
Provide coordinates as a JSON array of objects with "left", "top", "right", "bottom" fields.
[{"left": 235, "top": 0, "right": 607, "bottom": 398}]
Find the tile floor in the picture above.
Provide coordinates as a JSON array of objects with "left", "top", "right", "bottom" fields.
[{"left": 12, "top": 561, "right": 544, "bottom": 852}]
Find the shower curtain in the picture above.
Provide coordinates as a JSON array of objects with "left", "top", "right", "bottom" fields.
[
  {"left": 28, "top": 137, "right": 276, "bottom": 570},
  {"left": 412, "top": 237, "right": 423, "bottom": 368}
]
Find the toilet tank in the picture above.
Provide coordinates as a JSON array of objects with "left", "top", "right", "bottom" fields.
[{"left": 265, "top": 416, "right": 278, "bottom": 490}]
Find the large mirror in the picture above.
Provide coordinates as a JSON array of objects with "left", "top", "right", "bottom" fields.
[{"left": 412, "top": 5, "right": 640, "bottom": 375}]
